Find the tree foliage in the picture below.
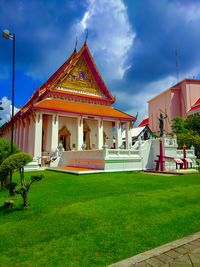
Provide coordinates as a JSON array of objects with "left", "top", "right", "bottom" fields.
[
  {"left": 0, "top": 138, "right": 20, "bottom": 165},
  {"left": 15, "top": 174, "right": 44, "bottom": 208},
  {"left": 185, "top": 114, "right": 200, "bottom": 135},
  {"left": 1, "top": 152, "right": 44, "bottom": 208},
  {"left": 176, "top": 130, "right": 200, "bottom": 154},
  {"left": 171, "top": 115, "right": 200, "bottom": 154},
  {"left": 171, "top": 117, "right": 186, "bottom": 133}
]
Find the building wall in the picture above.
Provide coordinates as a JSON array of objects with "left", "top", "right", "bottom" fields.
[
  {"left": 148, "top": 89, "right": 172, "bottom": 135},
  {"left": 103, "top": 121, "right": 113, "bottom": 148},
  {"left": 185, "top": 82, "right": 200, "bottom": 115},
  {"left": 42, "top": 115, "right": 52, "bottom": 153},
  {"left": 149, "top": 80, "right": 200, "bottom": 135},
  {"left": 85, "top": 119, "right": 98, "bottom": 149},
  {"left": 28, "top": 117, "right": 36, "bottom": 156},
  {"left": 59, "top": 116, "right": 77, "bottom": 150}
]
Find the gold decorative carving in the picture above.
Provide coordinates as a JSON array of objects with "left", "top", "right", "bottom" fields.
[
  {"left": 57, "top": 56, "right": 104, "bottom": 96},
  {"left": 83, "top": 121, "right": 90, "bottom": 132},
  {"left": 59, "top": 126, "right": 71, "bottom": 137}
]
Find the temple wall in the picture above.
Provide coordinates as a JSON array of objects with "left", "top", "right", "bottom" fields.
[
  {"left": 28, "top": 117, "right": 36, "bottom": 157},
  {"left": 42, "top": 115, "right": 52, "bottom": 153},
  {"left": 59, "top": 116, "right": 77, "bottom": 150},
  {"left": 103, "top": 121, "right": 113, "bottom": 148},
  {"left": 85, "top": 119, "right": 98, "bottom": 149}
]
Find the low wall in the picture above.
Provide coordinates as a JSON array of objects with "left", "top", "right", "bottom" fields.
[
  {"left": 51, "top": 135, "right": 196, "bottom": 171},
  {"left": 58, "top": 149, "right": 142, "bottom": 171}
]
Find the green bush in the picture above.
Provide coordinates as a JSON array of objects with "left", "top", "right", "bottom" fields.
[
  {"left": 0, "top": 138, "right": 20, "bottom": 165},
  {"left": 1, "top": 152, "right": 44, "bottom": 208}
]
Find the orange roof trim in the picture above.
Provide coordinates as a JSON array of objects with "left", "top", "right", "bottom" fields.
[{"left": 33, "top": 99, "right": 135, "bottom": 120}]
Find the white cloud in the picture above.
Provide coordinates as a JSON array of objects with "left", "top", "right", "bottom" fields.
[
  {"left": 177, "top": 2, "right": 200, "bottom": 24},
  {"left": 75, "top": 0, "right": 135, "bottom": 81},
  {"left": 0, "top": 97, "right": 19, "bottom": 126}
]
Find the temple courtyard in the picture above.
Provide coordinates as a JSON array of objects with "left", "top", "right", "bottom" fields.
[{"left": 0, "top": 170, "right": 200, "bottom": 266}]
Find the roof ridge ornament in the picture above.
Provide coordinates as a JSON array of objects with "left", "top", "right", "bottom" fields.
[{"left": 84, "top": 29, "right": 88, "bottom": 45}]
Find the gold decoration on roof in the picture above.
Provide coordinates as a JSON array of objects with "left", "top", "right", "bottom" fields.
[{"left": 56, "top": 56, "right": 105, "bottom": 96}]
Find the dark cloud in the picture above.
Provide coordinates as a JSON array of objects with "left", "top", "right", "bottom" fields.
[
  {"left": 1, "top": 0, "right": 200, "bottom": 123},
  {"left": 122, "top": 0, "right": 200, "bottom": 92}
]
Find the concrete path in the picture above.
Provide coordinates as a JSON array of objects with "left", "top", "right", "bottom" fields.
[{"left": 108, "top": 232, "right": 200, "bottom": 267}]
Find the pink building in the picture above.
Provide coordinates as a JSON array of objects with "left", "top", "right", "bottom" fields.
[{"left": 148, "top": 79, "right": 200, "bottom": 135}]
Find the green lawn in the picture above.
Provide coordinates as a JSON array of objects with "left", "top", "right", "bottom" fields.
[{"left": 0, "top": 170, "right": 200, "bottom": 267}]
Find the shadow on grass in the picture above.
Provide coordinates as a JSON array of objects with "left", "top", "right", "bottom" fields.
[{"left": 0, "top": 205, "right": 24, "bottom": 214}]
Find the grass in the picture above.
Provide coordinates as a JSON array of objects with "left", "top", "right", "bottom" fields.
[{"left": 0, "top": 170, "right": 200, "bottom": 267}]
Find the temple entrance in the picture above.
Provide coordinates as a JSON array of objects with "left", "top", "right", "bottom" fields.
[
  {"left": 58, "top": 126, "right": 71, "bottom": 151},
  {"left": 83, "top": 121, "right": 91, "bottom": 149}
]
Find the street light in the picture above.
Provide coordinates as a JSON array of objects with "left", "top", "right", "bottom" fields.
[{"left": 2, "top": 29, "right": 15, "bottom": 157}]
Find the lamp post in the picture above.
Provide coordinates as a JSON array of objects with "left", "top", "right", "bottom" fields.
[{"left": 2, "top": 29, "right": 15, "bottom": 156}]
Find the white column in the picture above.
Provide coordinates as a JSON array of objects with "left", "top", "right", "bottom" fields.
[
  {"left": 77, "top": 116, "right": 83, "bottom": 150},
  {"left": 97, "top": 119, "right": 103, "bottom": 149},
  {"left": 126, "top": 121, "right": 132, "bottom": 149},
  {"left": 34, "top": 112, "right": 43, "bottom": 160},
  {"left": 115, "top": 121, "right": 122, "bottom": 149},
  {"left": 51, "top": 114, "right": 58, "bottom": 152}
]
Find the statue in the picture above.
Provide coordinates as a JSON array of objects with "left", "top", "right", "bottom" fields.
[{"left": 159, "top": 113, "right": 167, "bottom": 137}]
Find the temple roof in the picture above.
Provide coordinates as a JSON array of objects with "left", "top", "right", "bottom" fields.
[
  {"left": 188, "top": 97, "right": 200, "bottom": 114},
  {"left": 39, "top": 42, "right": 115, "bottom": 103},
  {"left": 33, "top": 99, "right": 135, "bottom": 120},
  {"left": 138, "top": 118, "right": 149, "bottom": 127}
]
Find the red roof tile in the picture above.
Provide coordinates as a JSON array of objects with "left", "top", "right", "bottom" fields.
[{"left": 138, "top": 118, "right": 149, "bottom": 127}]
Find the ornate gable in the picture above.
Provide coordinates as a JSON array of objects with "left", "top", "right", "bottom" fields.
[{"left": 56, "top": 55, "right": 105, "bottom": 97}]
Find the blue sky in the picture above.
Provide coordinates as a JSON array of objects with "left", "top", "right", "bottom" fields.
[{"left": 1, "top": 0, "right": 200, "bottom": 125}]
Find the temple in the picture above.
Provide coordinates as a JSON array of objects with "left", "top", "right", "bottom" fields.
[{"left": 0, "top": 41, "right": 136, "bottom": 164}]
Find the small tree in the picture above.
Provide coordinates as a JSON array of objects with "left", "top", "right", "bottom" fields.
[
  {"left": 15, "top": 174, "right": 44, "bottom": 208},
  {"left": 1, "top": 152, "right": 44, "bottom": 207}
]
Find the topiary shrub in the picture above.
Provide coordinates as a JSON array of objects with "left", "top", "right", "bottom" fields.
[
  {"left": 15, "top": 174, "right": 44, "bottom": 208},
  {"left": 1, "top": 153, "right": 33, "bottom": 186}
]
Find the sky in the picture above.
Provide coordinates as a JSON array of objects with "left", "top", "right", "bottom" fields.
[{"left": 1, "top": 0, "right": 200, "bottom": 126}]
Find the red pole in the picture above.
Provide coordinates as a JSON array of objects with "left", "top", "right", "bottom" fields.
[
  {"left": 159, "top": 139, "right": 164, "bottom": 171},
  {"left": 183, "top": 144, "right": 187, "bottom": 169}
]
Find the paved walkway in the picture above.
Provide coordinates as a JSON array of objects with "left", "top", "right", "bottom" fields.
[{"left": 108, "top": 232, "right": 200, "bottom": 267}]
